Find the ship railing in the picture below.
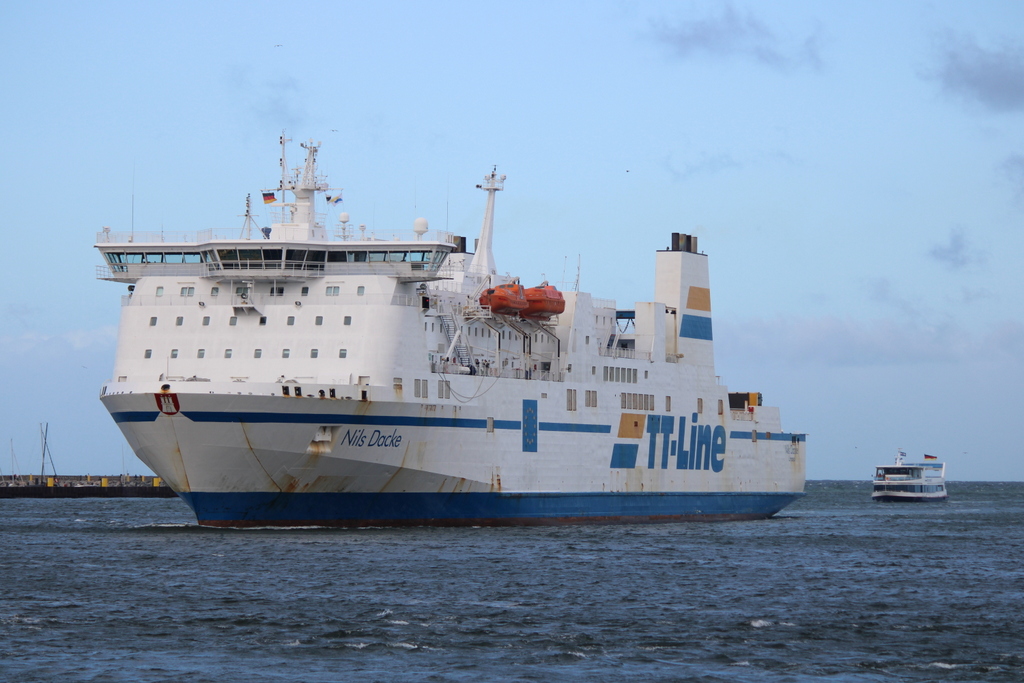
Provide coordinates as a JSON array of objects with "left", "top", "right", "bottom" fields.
[
  {"left": 97, "top": 228, "right": 458, "bottom": 245},
  {"left": 430, "top": 361, "right": 564, "bottom": 382},
  {"left": 598, "top": 346, "right": 652, "bottom": 361},
  {"left": 592, "top": 297, "right": 617, "bottom": 310}
]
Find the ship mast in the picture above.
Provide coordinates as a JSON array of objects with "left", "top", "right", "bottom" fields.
[
  {"left": 265, "top": 134, "right": 329, "bottom": 241},
  {"left": 463, "top": 167, "right": 504, "bottom": 293}
]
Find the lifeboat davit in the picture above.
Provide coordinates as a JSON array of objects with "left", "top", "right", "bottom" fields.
[
  {"left": 521, "top": 283, "right": 565, "bottom": 320},
  {"left": 479, "top": 283, "right": 528, "bottom": 315}
]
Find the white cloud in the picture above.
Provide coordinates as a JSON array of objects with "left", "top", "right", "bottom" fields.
[
  {"left": 933, "top": 34, "right": 1024, "bottom": 112},
  {"left": 651, "top": 4, "right": 821, "bottom": 71},
  {"left": 715, "top": 314, "right": 1018, "bottom": 367}
]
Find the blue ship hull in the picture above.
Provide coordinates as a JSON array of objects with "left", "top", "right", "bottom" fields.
[{"left": 178, "top": 490, "right": 805, "bottom": 527}]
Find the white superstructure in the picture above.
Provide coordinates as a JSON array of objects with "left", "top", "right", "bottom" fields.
[
  {"left": 872, "top": 450, "right": 947, "bottom": 502},
  {"left": 96, "top": 137, "right": 806, "bottom": 526}
]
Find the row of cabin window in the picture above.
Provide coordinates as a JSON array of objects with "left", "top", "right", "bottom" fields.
[
  {"left": 107, "top": 249, "right": 443, "bottom": 265},
  {"left": 152, "top": 285, "right": 366, "bottom": 297},
  {"left": 604, "top": 366, "right": 638, "bottom": 383},
  {"left": 149, "top": 315, "right": 353, "bottom": 327},
  {"left": 143, "top": 348, "right": 349, "bottom": 359}
]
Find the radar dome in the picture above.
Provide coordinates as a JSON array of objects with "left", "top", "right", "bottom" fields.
[
  {"left": 339, "top": 212, "right": 350, "bottom": 223},
  {"left": 413, "top": 217, "right": 429, "bottom": 236}
]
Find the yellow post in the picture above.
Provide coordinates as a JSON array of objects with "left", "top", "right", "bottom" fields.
[
  {"left": 101, "top": 477, "right": 108, "bottom": 487},
  {"left": 153, "top": 477, "right": 162, "bottom": 487},
  {"left": 47, "top": 477, "right": 55, "bottom": 487}
]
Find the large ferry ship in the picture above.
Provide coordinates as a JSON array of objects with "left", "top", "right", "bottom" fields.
[{"left": 96, "top": 137, "right": 806, "bottom": 527}]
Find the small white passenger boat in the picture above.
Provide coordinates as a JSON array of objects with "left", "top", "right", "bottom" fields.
[{"left": 872, "top": 449, "right": 947, "bottom": 502}]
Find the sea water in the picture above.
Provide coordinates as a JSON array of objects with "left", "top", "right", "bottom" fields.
[{"left": 2, "top": 481, "right": 1023, "bottom": 682}]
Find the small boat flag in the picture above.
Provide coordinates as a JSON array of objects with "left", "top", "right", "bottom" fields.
[
  {"left": 262, "top": 191, "right": 276, "bottom": 204},
  {"left": 327, "top": 193, "right": 343, "bottom": 205},
  {"left": 924, "top": 454, "right": 937, "bottom": 460}
]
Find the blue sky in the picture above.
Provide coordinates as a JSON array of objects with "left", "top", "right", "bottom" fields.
[{"left": 2, "top": 1, "right": 1022, "bottom": 480}]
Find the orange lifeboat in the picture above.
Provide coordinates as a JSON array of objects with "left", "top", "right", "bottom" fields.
[
  {"left": 521, "top": 283, "right": 565, "bottom": 320},
  {"left": 479, "top": 282, "right": 528, "bottom": 315}
]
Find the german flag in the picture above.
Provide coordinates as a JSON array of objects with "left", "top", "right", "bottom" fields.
[
  {"left": 924, "top": 454, "right": 937, "bottom": 460},
  {"left": 262, "top": 192, "right": 276, "bottom": 204}
]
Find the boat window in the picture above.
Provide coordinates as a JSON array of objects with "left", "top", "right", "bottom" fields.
[
  {"left": 269, "top": 286, "right": 284, "bottom": 296},
  {"left": 666, "top": 396, "right": 672, "bottom": 412},
  {"left": 282, "top": 349, "right": 290, "bottom": 358},
  {"left": 211, "top": 287, "right": 219, "bottom": 296},
  {"left": 259, "top": 316, "right": 267, "bottom": 326},
  {"left": 224, "top": 349, "right": 232, "bottom": 358},
  {"left": 175, "top": 317, "right": 184, "bottom": 326},
  {"left": 164, "top": 253, "right": 184, "bottom": 264},
  {"left": 170, "top": 349, "right": 178, "bottom": 358},
  {"left": 339, "top": 349, "right": 347, "bottom": 358},
  {"left": 327, "top": 251, "right": 347, "bottom": 262},
  {"left": 432, "top": 251, "right": 446, "bottom": 263},
  {"left": 254, "top": 349, "right": 262, "bottom": 358},
  {"left": 407, "top": 251, "right": 429, "bottom": 262},
  {"left": 315, "top": 316, "right": 323, "bottom": 326},
  {"left": 149, "top": 317, "right": 158, "bottom": 326},
  {"left": 287, "top": 316, "right": 295, "bottom": 326},
  {"left": 310, "top": 349, "right": 319, "bottom": 358},
  {"left": 126, "top": 253, "right": 144, "bottom": 264},
  {"left": 306, "top": 251, "right": 326, "bottom": 263},
  {"left": 202, "top": 316, "right": 210, "bottom": 326},
  {"left": 326, "top": 286, "right": 340, "bottom": 296},
  {"left": 387, "top": 252, "right": 406, "bottom": 262},
  {"left": 156, "top": 287, "right": 164, "bottom": 297},
  {"left": 285, "top": 249, "right": 307, "bottom": 262},
  {"left": 144, "top": 349, "right": 152, "bottom": 358},
  {"left": 301, "top": 286, "right": 309, "bottom": 296},
  {"left": 718, "top": 399, "right": 724, "bottom": 415},
  {"left": 145, "top": 253, "right": 164, "bottom": 263},
  {"left": 356, "top": 286, "right": 365, "bottom": 296},
  {"left": 197, "top": 349, "right": 205, "bottom": 358},
  {"left": 697, "top": 398, "right": 703, "bottom": 414},
  {"left": 262, "top": 249, "right": 282, "bottom": 261},
  {"left": 180, "top": 287, "right": 195, "bottom": 297},
  {"left": 229, "top": 317, "right": 237, "bottom": 326},
  {"left": 368, "top": 251, "right": 387, "bottom": 262},
  {"left": 201, "top": 251, "right": 215, "bottom": 263},
  {"left": 344, "top": 316, "right": 352, "bottom": 326},
  {"left": 218, "top": 249, "right": 239, "bottom": 261},
  {"left": 105, "top": 253, "right": 119, "bottom": 263},
  {"left": 238, "top": 249, "right": 262, "bottom": 261},
  {"left": 349, "top": 251, "right": 368, "bottom": 262},
  {"left": 183, "top": 253, "right": 201, "bottom": 263}
]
